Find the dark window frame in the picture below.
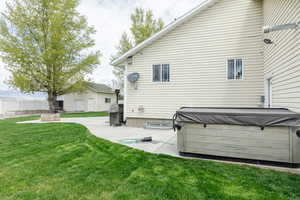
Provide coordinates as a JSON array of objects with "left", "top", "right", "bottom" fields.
[{"left": 105, "top": 98, "right": 111, "bottom": 103}]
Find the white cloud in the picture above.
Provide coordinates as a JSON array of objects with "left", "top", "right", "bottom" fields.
[
  {"left": 0, "top": 0, "right": 203, "bottom": 89},
  {"left": 0, "top": 1, "right": 6, "bottom": 9}
]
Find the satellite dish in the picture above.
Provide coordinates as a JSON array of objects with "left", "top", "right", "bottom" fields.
[{"left": 127, "top": 72, "right": 140, "bottom": 83}]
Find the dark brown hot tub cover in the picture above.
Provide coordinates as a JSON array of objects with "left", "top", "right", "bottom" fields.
[{"left": 175, "top": 107, "right": 300, "bottom": 127}]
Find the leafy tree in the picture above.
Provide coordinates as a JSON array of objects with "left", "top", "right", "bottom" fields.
[
  {"left": 111, "top": 32, "right": 133, "bottom": 88},
  {"left": 0, "top": 0, "right": 100, "bottom": 112},
  {"left": 113, "top": 8, "right": 164, "bottom": 58},
  {"left": 115, "top": 32, "right": 133, "bottom": 58},
  {"left": 130, "top": 8, "right": 164, "bottom": 45},
  {"left": 112, "top": 8, "right": 164, "bottom": 87}
]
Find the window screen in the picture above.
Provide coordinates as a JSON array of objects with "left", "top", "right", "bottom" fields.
[
  {"left": 162, "top": 64, "right": 170, "bottom": 82},
  {"left": 235, "top": 59, "right": 243, "bottom": 79},
  {"left": 153, "top": 64, "right": 161, "bottom": 82},
  {"left": 227, "top": 59, "right": 235, "bottom": 80},
  {"left": 105, "top": 98, "right": 111, "bottom": 103},
  {"left": 227, "top": 59, "right": 243, "bottom": 80}
]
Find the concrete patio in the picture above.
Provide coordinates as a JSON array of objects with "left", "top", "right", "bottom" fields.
[
  {"left": 21, "top": 117, "right": 178, "bottom": 156},
  {"left": 21, "top": 117, "right": 300, "bottom": 174}
]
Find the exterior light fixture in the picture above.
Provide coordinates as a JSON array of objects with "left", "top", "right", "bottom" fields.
[{"left": 264, "top": 39, "right": 273, "bottom": 44}]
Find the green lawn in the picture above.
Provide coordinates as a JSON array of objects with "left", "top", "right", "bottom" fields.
[
  {"left": 1, "top": 117, "right": 300, "bottom": 200},
  {"left": 60, "top": 111, "right": 108, "bottom": 118},
  {"left": 19, "top": 112, "right": 109, "bottom": 121}
]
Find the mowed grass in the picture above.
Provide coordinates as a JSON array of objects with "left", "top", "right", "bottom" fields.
[
  {"left": 0, "top": 117, "right": 300, "bottom": 200},
  {"left": 60, "top": 111, "right": 108, "bottom": 118},
  {"left": 16, "top": 112, "right": 108, "bottom": 121}
]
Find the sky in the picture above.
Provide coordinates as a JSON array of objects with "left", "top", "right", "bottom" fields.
[{"left": 0, "top": 0, "right": 202, "bottom": 90}]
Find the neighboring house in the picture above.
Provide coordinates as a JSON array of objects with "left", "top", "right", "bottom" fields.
[
  {"left": 112, "top": 0, "right": 300, "bottom": 127},
  {"left": 61, "top": 83, "right": 116, "bottom": 112}
]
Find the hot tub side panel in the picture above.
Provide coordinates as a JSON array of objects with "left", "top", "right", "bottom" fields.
[{"left": 177, "top": 123, "right": 292, "bottom": 163}]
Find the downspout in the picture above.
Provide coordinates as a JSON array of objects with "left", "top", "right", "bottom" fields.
[
  {"left": 123, "top": 64, "right": 128, "bottom": 122},
  {"left": 115, "top": 89, "right": 120, "bottom": 104}
]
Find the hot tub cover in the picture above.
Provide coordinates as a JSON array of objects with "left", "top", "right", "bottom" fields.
[{"left": 175, "top": 107, "right": 300, "bottom": 127}]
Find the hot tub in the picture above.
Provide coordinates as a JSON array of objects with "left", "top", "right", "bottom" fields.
[{"left": 173, "top": 107, "right": 300, "bottom": 164}]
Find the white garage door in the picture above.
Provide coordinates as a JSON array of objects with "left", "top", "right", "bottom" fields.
[{"left": 75, "top": 100, "right": 85, "bottom": 112}]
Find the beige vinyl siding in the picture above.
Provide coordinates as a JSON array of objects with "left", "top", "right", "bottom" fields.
[
  {"left": 126, "top": 0, "right": 264, "bottom": 119},
  {"left": 263, "top": 0, "right": 300, "bottom": 112}
]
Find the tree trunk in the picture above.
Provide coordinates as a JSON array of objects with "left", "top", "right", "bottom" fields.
[{"left": 48, "top": 93, "right": 58, "bottom": 113}]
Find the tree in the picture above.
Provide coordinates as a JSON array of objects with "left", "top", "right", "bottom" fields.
[
  {"left": 113, "top": 8, "right": 164, "bottom": 58},
  {"left": 0, "top": 0, "right": 100, "bottom": 112},
  {"left": 130, "top": 8, "right": 164, "bottom": 45},
  {"left": 112, "top": 8, "right": 164, "bottom": 86},
  {"left": 115, "top": 32, "right": 133, "bottom": 58},
  {"left": 111, "top": 32, "right": 133, "bottom": 88}
]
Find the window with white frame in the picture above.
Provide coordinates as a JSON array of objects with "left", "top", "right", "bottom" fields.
[
  {"left": 152, "top": 64, "right": 170, "bottom": 82},
  {"left": 227, "top": 59, "right": 243, "bottom": 80}
]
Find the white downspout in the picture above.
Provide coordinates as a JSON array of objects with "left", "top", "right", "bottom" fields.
[{"left": 123, "top": 64, "right": 128, "bottom": 122}]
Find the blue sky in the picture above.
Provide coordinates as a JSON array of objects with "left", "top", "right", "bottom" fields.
[{"left": 0, "top": 0, "right": 202, "bottom": 90}]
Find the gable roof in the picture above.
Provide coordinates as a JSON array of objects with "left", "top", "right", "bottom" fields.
[
  {"left": 87, "top": 82, "right": 115, "bottom": 94},
  {"left": 111, "top": 0, "right": 219, "bottom": 66}
]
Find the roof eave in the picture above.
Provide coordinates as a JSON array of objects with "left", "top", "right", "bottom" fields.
[
  {"left": 87, "top": 85, "right": 114, "bottom": 94},
  {"left": 111, "top": 0, "right": 219, "bottom": 66}
]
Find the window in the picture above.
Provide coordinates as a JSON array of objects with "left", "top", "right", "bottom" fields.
[
  {"left": 153, "top": 64, "right": 161, "bottom": 82},
  {"left": 162, "top": 64, "right": 170, "bottom": 82},
  {"left": 105, "top": 98, "right": 111, "bottom": 103},
  {"left": 152, "top": 64, "right": 170, "bottom": 82},
  {"left": 227, "top": 59, "right": 243, "bottom": 80}
]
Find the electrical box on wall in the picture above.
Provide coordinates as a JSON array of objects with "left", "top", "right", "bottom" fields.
[{"left": 138, "top": 105, "right": 145, "bottom": 113}]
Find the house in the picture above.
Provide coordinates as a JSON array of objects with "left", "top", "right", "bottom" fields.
[
  {"left": 61, "top": 82, "right": 116, "bottom": 112},
  {"left": 263, "top": 0, "right": 299, "bottom": 110},
  {"left": 112, "top": 0, "right": 300, "bottom": 127}
]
